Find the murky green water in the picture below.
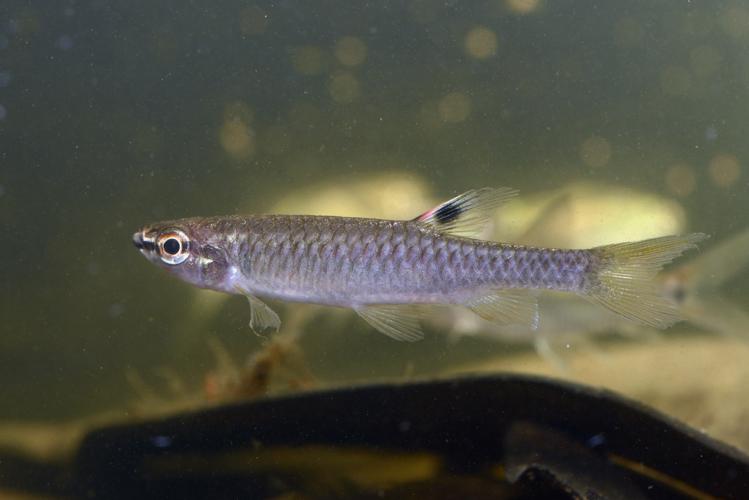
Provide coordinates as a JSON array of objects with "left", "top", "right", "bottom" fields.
[{"left": 2, "top": 0, "right": 748, "bottom": 454}]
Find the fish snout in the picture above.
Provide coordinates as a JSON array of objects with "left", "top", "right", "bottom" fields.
[{"left": 133, "top": 231, "right": 144, "bottom": 249}]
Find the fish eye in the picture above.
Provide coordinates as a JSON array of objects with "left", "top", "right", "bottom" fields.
[
  {"left": 157, "top": 230, "right": 190, "bottom": 265},
  {"left": 163, "top": 238, "right": 180, "bottom": 255}
]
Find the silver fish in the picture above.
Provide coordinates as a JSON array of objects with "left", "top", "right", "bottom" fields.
[{"left": 133, "top": 188, "right": 706, "bottom": 341}]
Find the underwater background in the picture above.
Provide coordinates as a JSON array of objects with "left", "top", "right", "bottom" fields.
[{"left": 2, "top": 0, "right": 749, "bottom": 454}]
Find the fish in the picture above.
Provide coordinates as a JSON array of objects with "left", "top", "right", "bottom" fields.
[{"left": 133, "top": 187, "right": 706, "bottom": 341}]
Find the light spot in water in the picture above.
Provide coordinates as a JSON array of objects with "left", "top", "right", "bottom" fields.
[
  {"left": 660, "top": 66, "right": 691, "bottom": 97},
  {"left": 580, "top": 136, "right": 611, "bottom": 168},
  {"left": 0, "top": 71, "right": 11, "bottom": 88},
  {"left": 239, "top": 5, "right": 268, "bottom": 36},
  {"left": 705, "top": 125, "right": 718, "bottom": 142},
  {"left": 291, "top": 46, "right": 325, "bottom": 75},
  {"left": 438, "top": 92, "right": 471, "bottom": 123},
  {"left": 328, "top": 71, "right": 360, "bottom": 104},
  {"left": 335, "top": 36, "right": 367, "bottom": 67},
  {"left": 613, "top": 17, "right": 644, "bottom": 48},
  {"left": 720, "top": 5, "right": 749, "bottom": 39},
  {"left": 398, "top": 420, "right": 411, "bottom": 432},
  {"left": 86, "top": 261, "right": 99, "bottom": 276},
  {"left": 0, "top": 104, "right": 6, "bottom": 121},
  {"left": 665, "top": 164, "right": 696, "bottom": 197},
  {"left": 464, "top": 26, "right": 497, "bottom": 60},
  {"left": 708, "top": 154, "right": 741, "bottom": 188},
  {"left": 151, "top": 435, "right": 173, "bottom": 448},
  {"left": 108, "top": 303, "right": 125, "bottom": 318},
  {"left": 6, "top": 19, "right": 20, "bottom": 35},
  {"left": 10, "top": 14, "right": 40, "bottom": 36},
  {"left": 690, "top": 45, "right": 722, "bottom": 78},
  {"left": 680, "top": 11, "right": 715, "bottom": 38},
  {"left": 220, "top": 118, "right": 255, "bottom": 160},
  {"left": 505, "top": 0, "right": 541, "bottom": 15},
  {"left": 55, "top": 34, "right": 73, "bottom": 51},
  {"left": 586, "top": 433, "right": 606, "bottom": 447}
]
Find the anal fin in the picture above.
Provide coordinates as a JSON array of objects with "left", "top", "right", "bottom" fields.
[
  {"left": 355, "top": 304, "right": 425, "bottom": 342},
  {"left": 465, "top": 289, "right": 539, "bottom": 330}
]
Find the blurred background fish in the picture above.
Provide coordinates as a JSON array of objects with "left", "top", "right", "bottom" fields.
[{"left": 493, "top": 181, "right": 687, "bottom": 248}]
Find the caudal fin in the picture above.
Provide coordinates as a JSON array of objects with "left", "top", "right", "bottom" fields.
[{"left": 586, "top": 233, "right": 708, "bottom": 329}]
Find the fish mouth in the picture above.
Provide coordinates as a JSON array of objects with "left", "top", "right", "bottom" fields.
[{"left": 133, "top": 231, "right": 144, "bottom": 249}]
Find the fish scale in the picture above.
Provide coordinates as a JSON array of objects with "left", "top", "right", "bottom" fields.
[{"left": 217, "top": 215, "right": 594, "bottom": 304}]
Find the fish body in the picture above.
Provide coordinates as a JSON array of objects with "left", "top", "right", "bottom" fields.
[
  {"left": 134, "top": 188, "right": 705, "bottom": 341},
  {"left": 142, "top": 214, "right": 592, "bottom": 304}
]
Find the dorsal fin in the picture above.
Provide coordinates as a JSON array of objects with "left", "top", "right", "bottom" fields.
[{"left": 413, "top": 187, "right": 518, "bottom": 238}]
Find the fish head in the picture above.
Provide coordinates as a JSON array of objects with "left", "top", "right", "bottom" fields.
[{"left": 133, "top": 218, "right": 234, "bottom": 293}]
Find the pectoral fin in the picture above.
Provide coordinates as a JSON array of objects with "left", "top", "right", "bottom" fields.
[
  {"left": 465, "top": 289, "right": 539, "bottom": 329},
  {"left": 413, "top": 187, "right": 518, "bottom": 238},
  {"left": 355, "top": 304, "right": 425, "bottom": 342},
  {"left": 236, "top": 287, "right": 281, "bottom": 334}
]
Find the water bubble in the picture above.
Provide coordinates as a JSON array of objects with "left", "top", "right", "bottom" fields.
[
  {"left": 0, "top": 104, "right": 6, "bottom": 120},
  {"left": 64, "top": 7, "right": 75, "bottom": 17},
  {"left": 56, "top": 34, "right": 73, "bottom": 50},
  {"left": 0, "top": 36, "right": 8, "bottom": 50},
  {"left": 0, "top": 71, "right": 10, "bottom": 88}
]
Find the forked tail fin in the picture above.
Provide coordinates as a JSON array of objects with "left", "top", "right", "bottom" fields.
[{"left": 586, "top": 233, "right": 708, "bottom": 328}]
